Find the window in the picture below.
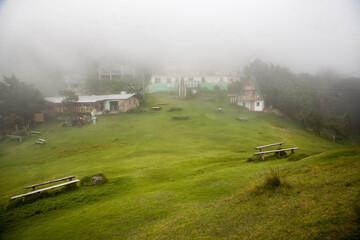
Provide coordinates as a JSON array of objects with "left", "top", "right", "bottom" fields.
[
  {"left": 201, "top": 77, "right": 206, "bottom": 83},
  {"left": 155, "top": 78, "right": 160, "bottom": 83},
  {"left": 256, "top": 102, "right": 260, "bottom": 107},
  {"left": 166, "top": 77, "right": 171, "bottom": 83}
]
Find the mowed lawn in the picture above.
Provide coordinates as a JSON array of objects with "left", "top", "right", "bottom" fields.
[{"left": 0, "top": 94, "right": 359, "bottom": 239}]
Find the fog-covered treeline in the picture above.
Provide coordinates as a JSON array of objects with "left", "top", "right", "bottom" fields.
[
  {"left": 0, "top": 76, "right": 44, "bottom": 132},
  {"left": 244, "top": 59, "right": 360, "bottom": 139}
]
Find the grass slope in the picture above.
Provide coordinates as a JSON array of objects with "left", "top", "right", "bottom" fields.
[{"left": 0, "top": 94, "right": 359, "bottom": 239}]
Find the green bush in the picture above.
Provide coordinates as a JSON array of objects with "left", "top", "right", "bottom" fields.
[
  {"left": 262, "top": 169, "right": 282, "bottom": 189},
  {"left": 253, "top": 168, "right": 289, "bottom": 194}
]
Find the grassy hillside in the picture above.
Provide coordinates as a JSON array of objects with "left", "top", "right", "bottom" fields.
[{"left": 0, "top": 94, "right": 359, "bottom": 239}]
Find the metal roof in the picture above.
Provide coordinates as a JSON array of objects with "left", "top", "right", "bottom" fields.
[{"left": 45, "top": 93, "right": 137, "bottom": 104}]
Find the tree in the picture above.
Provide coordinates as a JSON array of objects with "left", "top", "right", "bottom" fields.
[
  {"left": 59, "top": 90, "right": 79, "bottom": 116},
  {"left": 0, "top": 75, "right": 44, "bottom": 131}
]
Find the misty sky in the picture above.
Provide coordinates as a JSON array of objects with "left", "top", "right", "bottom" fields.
[{"left": 0, "top": 0, "right": 360, "bottom": 83}]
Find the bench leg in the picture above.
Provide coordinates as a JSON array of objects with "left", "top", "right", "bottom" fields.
[
  {"left": 261, "top": 153, "right": 265, "bottom": 160},
  {"left": 277, "top": 152, "right": 281, "bottom": 158},
  {"left": 291, "top": 149, "right": 294, "bottom": 154}
]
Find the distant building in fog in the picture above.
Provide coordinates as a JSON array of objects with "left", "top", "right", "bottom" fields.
[
  {"left": 98, "top": 64, "right": 136, "bottom": 80},
  {"left": 45, "top": 92, "right": 140, "bottom": 116},
  {"left": 64, "top": 75, "right": 85, "bottom": 93},
  {"left": 229, "top": 76, "right": 264, "bottom": 111},
  {"left": 149, "top": 73, "right": 240, "bottom": 96}
]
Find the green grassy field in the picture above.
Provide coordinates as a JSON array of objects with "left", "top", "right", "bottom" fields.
[{"left": 1, "top": 94, "right": 359, "bottom": 239}]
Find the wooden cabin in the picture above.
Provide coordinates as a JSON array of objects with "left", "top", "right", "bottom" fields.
[{"left": 45, "top": 93, "right": 140, "bottom": 117}]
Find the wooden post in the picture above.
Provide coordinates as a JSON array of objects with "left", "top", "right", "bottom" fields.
[
  {"left": 279, "top": 143, "right": 282, "bottom": 149},
  {"left": 258, "top": 148, "right": 262, "bottom": 152},
  {"left": 261, "top": 153, "right": 265, "bottom": 160},
  {"left": 277, "top": 152, "right": 281, "bottom": 158},
  {"left": 32, "top": 186, "right": 36, "bottom": 191},
  {"left": 291, "top": 149, "right": 294, "bottom": 154}
]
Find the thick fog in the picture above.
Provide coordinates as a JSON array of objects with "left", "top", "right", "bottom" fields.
[{"left": 0, "top": 0, "right": 359, "bottom": 86}]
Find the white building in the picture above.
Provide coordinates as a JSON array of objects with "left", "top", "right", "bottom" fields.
[
  {"left": 149, "top": 73, "right": 240, "bottom": 94},
  {"left": 229, "top": 76, "right": 264, "bottom": 112}
]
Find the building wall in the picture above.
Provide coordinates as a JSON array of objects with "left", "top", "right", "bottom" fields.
[
  {"left": 236, "top": 100, "right": 264, "bottom": 112},
  {"left": 51, "top": 103, "right": 96, "bottom": 114},
  {"left": 47, "top": 96, "right": 140, "bottom": 115},
  {"left": 254, "top": 101, "right": 264, "bottom": 111},
  {"left": 118, "top": 96, "right": 139, "bottom": 112},
  {"left": 237, "top": 101, "right": 251, "bottom": 110},
  {"left": 150, "top": 75, "right": 230, "bottom": 93},
  {"left": 149, "top": 83, "right": 179, "bottom": 93}
]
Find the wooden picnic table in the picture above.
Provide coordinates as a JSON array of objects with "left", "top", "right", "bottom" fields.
[
  {"left": 254, "top": 147, "right": 299, "bottom": 160},
  {"left": 254, "top": 142, "right": 285, "bottom": 152}
]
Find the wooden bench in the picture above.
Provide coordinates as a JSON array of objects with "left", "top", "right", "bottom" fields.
[
  {"left": 30, "top": 131, "right": 41, "bottom": 134},
  {"left": 254, "top": 142, "right": 285, "bottom": 152},
  {"left": 35, "top": 138, "right": 46, "bottom": 145},
  {"left": 7, "top": 135, "right": 24, "bottom": 142},
  {"left": 254, "top": 147, "right": 299, "bottom": 160},
  {"left": 11, "top": 176, "right": 79, "bottom": 201}
]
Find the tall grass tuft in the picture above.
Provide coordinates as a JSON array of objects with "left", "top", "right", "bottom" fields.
[{"left": 253, "top": 168, "right": 289, "bottom": 194}]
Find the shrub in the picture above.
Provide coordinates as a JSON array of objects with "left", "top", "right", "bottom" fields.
[
  {"left": 80, "top": 172, "right": 108, "bottom": 186},
  {"left": 262, "top": 169, "right": 282, "bottom": 189},
  {"left": 253, "top": 168, "right": 289, "bottom": 194}
]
